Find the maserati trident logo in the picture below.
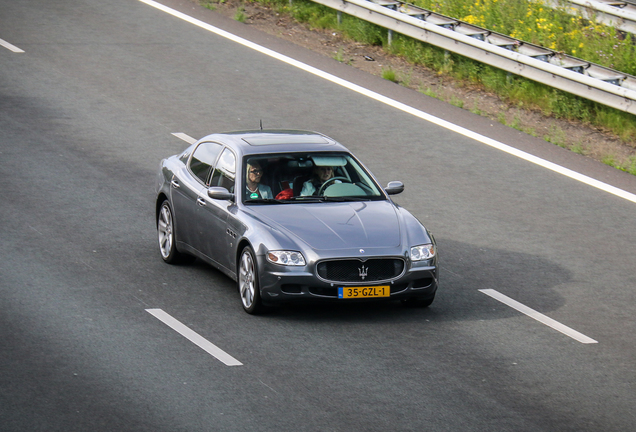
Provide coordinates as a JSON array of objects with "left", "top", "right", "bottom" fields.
[{"left": 358, "top": 265, "right": 368, "bottom": 280}]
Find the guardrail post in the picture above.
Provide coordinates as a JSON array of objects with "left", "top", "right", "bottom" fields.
[
  {"left": 388, "top": 29, "right": 393, "bottom": 46},
  {"left": 337, "top": 10, "right": 342, "bottom": 25}
]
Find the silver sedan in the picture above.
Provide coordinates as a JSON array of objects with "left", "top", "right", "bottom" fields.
[{"left": 155, "top": 130, "right": 438, "bottom": 314}]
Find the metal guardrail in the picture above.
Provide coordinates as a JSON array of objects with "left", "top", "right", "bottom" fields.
[
  {"left": 311, "top": 0, "right": 636, "bottom": 114},
  {"left": 552, "top": 0, "right": 636, "bottom": 35}
]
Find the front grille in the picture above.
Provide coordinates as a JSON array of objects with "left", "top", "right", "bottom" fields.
[{"left": 316, "top": 258, "right": 405, "bottom": 283}]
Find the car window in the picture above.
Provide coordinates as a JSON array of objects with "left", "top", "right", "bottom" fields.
[
  {"left": 210, "top": 148, "right": 236, "bottom": 192},
  {"left": 189, "top": 142, "right": 223, "bottom": 184}
]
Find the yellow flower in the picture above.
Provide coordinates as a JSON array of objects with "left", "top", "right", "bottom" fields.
[{"left": 579, "top": 42, "right": 584, "bottom": 48}]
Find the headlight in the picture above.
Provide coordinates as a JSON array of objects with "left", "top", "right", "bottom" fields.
[
  {"left": 410, "top": 244, "right": 436, "bottom": 261},
  {"left": 267, "top": 250, "right": 306, "bottom": 266}
]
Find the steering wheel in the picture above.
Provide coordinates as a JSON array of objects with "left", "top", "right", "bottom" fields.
[{"left": 317, "top": 176, "right": 350, "bottom": 195}]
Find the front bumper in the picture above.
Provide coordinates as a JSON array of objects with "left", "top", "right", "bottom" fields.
[{"left": 257, "top": 257, "right": 438, "bottom": 305}]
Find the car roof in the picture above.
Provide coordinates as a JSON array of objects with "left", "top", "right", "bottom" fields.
[{"left": 196, "top": 130, "right": 349, "bottom": 157}]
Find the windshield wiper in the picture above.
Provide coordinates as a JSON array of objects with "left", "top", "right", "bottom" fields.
[
  {"left": 281, "top": 196, "right": 372, "bottom": 203},
  {"left": 244, "top": 198, "right": 289, "bottom": 204},
  {"left": 321, "top": 196, "right": 371, "bottom": 202},
  {"left": 284, "top": 196, "right": 324, "bottom": 203}
]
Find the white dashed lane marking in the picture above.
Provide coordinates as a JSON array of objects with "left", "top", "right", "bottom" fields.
[
  {"left": 171, "top": 132, "right": 197, "bottom": 145},
  {"left": 479, "top": 289, "right": 598, "bottom": 344},
  {"left": 146, "top": 308, "right": 243, "bottom": 366},
  {"left": 0, "top": 38, "right": 24, "bottom": 53}
]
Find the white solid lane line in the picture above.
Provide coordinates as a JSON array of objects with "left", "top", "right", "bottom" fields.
[
  {"left": 479, "top": 289, "right": 598, "bottom": 344},
  {"left": 146, "top": 308, "right": 243, "bottom": 366},
  {"left": 0, "top": 38, "right": 24, "bottom": 53},
  {"left": 171, "top": 132, "right": 197, "bottom": 145},
  {"left": 140, "top": 0, "right": 636, "bottom": 205}
]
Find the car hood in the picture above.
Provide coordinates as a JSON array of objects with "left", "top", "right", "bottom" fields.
[{"left": 250, "top": 201, "right": 402, "bottom": 250}]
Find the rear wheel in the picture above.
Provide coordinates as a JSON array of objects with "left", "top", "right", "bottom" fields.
[
  {"left": 157, "top": 200, "right": 192, "bottom": 264},
  {"left": 238, "top": 246, "right": 264, "bottom": 314}
]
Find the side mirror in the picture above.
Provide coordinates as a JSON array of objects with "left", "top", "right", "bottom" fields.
[
  {"left": 384, "top": 181, "right": 404, "bottom": 195},
  {"left": 208, "top": 187, "right": 235, "bottom": 201}
]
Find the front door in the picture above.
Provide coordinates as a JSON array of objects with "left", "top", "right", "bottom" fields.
[{"left": 198, "top": 147, "right": 236, "bottom": 271}]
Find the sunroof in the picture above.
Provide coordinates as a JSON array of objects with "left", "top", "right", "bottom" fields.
[{"left": 242, "top": 135, "right": 330, "bottom": 146}]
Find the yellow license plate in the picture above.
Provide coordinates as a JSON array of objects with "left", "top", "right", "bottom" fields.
[{"left": 338, "top": 286, "right": 390, "bottom": 299}]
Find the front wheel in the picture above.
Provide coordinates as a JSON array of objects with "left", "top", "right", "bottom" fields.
[
  {"left": 238, "top": 246, "right": 264, "bottom": 314},
  {"left": 157, "top": 200, "right": 192, "bottom": 264}
]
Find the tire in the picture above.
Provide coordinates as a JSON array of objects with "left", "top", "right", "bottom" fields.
[
  {"left": 238, "top": 246, "right": 264, "bottom": 314},
  {"left": 157, "top": 200, "right": 192, "bottom": 264},
  {"left": 401, "top": 294, "right": 435, "bottom": 308}
]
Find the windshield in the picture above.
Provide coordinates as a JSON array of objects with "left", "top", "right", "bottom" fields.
[{"left": 241, "top": 152, "right": 385, "bottom": 204}]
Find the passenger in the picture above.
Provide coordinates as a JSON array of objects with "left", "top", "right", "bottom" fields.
[
  {"left": 300, "top": 165, "right": 338, "bottom": 196},
  {"left": 245, "top": 161, "right": 273, "bottom": 199}
]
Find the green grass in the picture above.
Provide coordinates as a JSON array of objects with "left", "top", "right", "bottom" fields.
[
  {"left": 234, "top": 6, "right": 246, "bottom": 22},
  {"left": 509, "top": 113, "right": 522, "bottom": 131},
  {"left": 333, "top": 47, "right": 344, "bottom": 62},
  {"left": 401, "top": 68, "right": 413, "bottom": 87},
  {"left": 469, "top": 100, "right": 483, "bottom": 115},
  {"left": 450, "top": 96, "right": 464, "bottom": 109},
  {"left": 420, "top": 86, "right": 439, "bottom": 99},
  {"left": 602, "top": 154, "right": 617, "bottom": 167},
  {"left": 596, "top": 154, "right": 636, "bottom": 174},
  {"left": 543, "top": 123, "right": 567, "bottom": 147},
  {"left": 571, "top": 142, "right": 585, "bottom": 155},
  {"left": 382, "top": 68, "right": 398, "bottom": 82}
]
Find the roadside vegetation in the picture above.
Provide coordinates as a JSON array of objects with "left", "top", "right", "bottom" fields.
[
  {"left": 203, "top": 0, "right": 636, "bottom": 174},
  {"left": 415, "top": 0, "right": 636, "bottom": 75}
]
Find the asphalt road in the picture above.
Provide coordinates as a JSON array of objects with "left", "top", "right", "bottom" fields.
[{"left": 1, "top": 0, "right": 636, "bottom": 430}]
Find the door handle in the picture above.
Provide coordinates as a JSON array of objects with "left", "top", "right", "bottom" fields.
[
  {"left": 171, "top": 180, "right": 180, "bottom": 189},
  {"left": 197, "top": 197, "right": 206, "bottom": 207}
]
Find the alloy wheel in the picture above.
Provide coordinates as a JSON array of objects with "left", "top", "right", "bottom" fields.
[
  {"left": 158, "top": 203, "right": 173, "bottom": 260},
  {"left": 239, "top": 250, "right": 255, "bottom": 309}
]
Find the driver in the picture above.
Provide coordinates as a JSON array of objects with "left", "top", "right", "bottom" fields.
[
  {"left": 245, "top": 161, "right": 273, "bottom": 200},
  {"left": 300, "top": 165, "right": 339, "bottom": 196}
]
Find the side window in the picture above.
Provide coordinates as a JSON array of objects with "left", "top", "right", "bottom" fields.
[
  {"left": 210, "top": 148, "right": 236, "bottom": 192},
  {"left": 189, "top": 142, "right": 223, "bottom": 184}
]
